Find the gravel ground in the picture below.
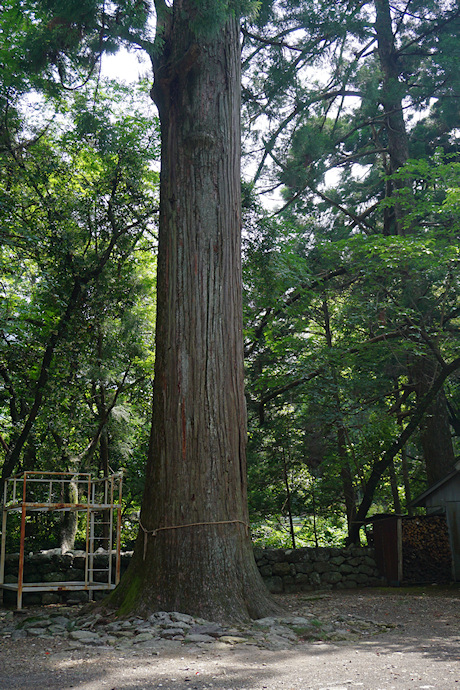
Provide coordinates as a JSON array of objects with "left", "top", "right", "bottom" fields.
[{"left": 0, "top": 586, "right": 459, "bottom": 690}]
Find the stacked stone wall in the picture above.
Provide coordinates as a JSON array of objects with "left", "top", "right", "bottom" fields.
[
  {"left": 1, "top": 550, "right": 132, "bottom": 607},
  {"left": 255, "top": 546, "right": 383, "bottom": 593},
  {"left": 1, "top": 546, "right": 383, "bottom": 606}
]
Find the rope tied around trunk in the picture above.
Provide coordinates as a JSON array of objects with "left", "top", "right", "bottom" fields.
[{"left": 139, "top": 519, "right": 250, "bottom": 560}]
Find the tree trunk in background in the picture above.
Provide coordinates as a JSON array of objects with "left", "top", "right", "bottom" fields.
[
  {"left": 99, "top": 426, "right": 111, "bottom": 548},
  {"left": 374, "top": 0, "right": 410, "bottom": 236},
  {"left": 341, "top": 453, "right": 357, "bottom": 535},
  {"left": 401, "top": 445, "right": 413, "bottom": 515},
  {"left": 282, "top": 447, "right": 296, "bottom": 549},
  {"left": 322, "top": 299, "right": 357, "bottom": 539},
  {"left": 421, "top": 392, "right": 455, "bottom": 485},
  {"left": 111, "top": 7, "right": 277, "bottom": 623},
  {"left": 410, "top": 356, "right": 456, "bottom": 485},
  {"left": 388, "top": 460, "right": 402, "bottom": 514},
  {"left": 60, "top": 477, "right": 78, "bottom": 553},
  {"left": 375, "top": 0, "right": 456, "bottom": 488},
  {"left": 95, "top": 380, "right": 111, "bottom": 548}
]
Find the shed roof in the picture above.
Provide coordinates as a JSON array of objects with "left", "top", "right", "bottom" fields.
[{"left": 412, "top": 459, "right": 460, "bottom": 508}]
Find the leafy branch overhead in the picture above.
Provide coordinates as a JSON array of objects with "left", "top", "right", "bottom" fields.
[{"left": 0, "top": 80, "right": 159, "bottom": 498}]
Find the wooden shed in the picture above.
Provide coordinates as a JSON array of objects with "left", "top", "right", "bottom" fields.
[
  {"left": 412, "top": 459, "right": 460, "bottom": 582},
  {"left": 367, "top": 514, "right": 403, "bottom": 585},
  {"left": 366, "top": 512, "right": 454, "bottom": 585}
]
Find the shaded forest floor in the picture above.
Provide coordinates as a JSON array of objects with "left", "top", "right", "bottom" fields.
[{"left": 0, "top": 586, "right": 459, "bottom": 689}]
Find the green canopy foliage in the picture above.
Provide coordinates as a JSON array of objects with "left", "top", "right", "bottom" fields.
[{"left": 0, "top": 79, "right": 160, "bottom": 546}]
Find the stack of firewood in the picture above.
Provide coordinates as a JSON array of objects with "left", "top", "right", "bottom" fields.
[{"left": 402, "top": 515, "right": 452, "bottom": 584}]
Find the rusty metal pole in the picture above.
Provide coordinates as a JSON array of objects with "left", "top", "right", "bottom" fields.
[
  {"left": 85, "top": 475, "right": 90, "bottom": 590},
  {"left": 115, "top": 475, "right": 122, "bottom": 586},
  {"left": 17, "top": 473, "right": 28, "bottom": 610},
  {"left": 107, "top": 477, "right": 113, "bottom": 586},
  {"left": 0, "top": 479, "right": 8, "bottom": 606}
]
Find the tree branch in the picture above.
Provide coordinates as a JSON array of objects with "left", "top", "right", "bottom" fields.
[
  {"left": 348, "top": 355, "right": 460, "bottom": 543},
  {"left": 245, "top": 268, "right": 347, "bottom": 357},
  {"left": 258, "top": 328, "right": 409, "bottom": 405}
]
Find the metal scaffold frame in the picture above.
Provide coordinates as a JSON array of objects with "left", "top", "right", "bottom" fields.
[{"left": 0, "top": 471, "right": 123, "bottom": 610}]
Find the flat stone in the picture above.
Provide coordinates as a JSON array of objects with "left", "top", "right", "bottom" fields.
[
  {"left": 208, "top": 641, "right": 229, "bottom": 651},
  {"left": 0, "top": 626, "right": 16, "bottom": 635},
  {"left": 50, "top": 616, "right": 71, "bottom": 626},
  {"left": 10, "top": 630, "right": 27, "bottom": 640},
  {"left": 114, "top": 638, "right": 134, "bottom": 647},
  {"left": 148, "top": 612, "right": 172, "bottom": 625},
  {"left": 253, "top": 617, "right": 277, "bottom": 628},
  {"left": 69, "top": 630, "right": 102, "bottom": 643},
  {"left": 136, "top": 641, "right": 160, "bottom": 652},
  {"left": 190, "top": 624, "right": 225, "bottom": 637},
  {"left": 160, "top": 628, "right": 185, "bottom": 639},
  {"left": 219, "top": 635, "right": 248, "bottom": 644},
  {"left": 170, "top": 612, "right": 194, "bottom": 624},
  {"left": 329, "top": 631, "right": 357, "bottom": 641},
  {"left": 270, "top": 626, "right": 297, "bottom": 641},
  {"left": 27, "top": 628, "right": 49, "bottom": 637},
  {"left": 157, "top": 639, "right": 183, "bottom": 650},
  {"left": 48, "top": 625, "right": 68, "bottom": 634},
  {"left": 184, "top": 633, "right": 215, "bottom": 643},
  {"left": 265, "top": 634, "right": 294, "bottom": 650},
  {"left": 288, "top": 617, "right": 314, "bottom": 626},
  {"left": 133, "top": 632, "right": 155, "bottom": 643},
  {"left": 23, "top": 618, "right": 52, "bottom": 628},
  {"left": 134, "top": 623, "right": 152, "bottom": 631}
]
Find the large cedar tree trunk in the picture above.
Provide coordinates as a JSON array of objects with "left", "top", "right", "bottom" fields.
[{"left": 110, "top": 7, "right": 277, "bottom": 623}]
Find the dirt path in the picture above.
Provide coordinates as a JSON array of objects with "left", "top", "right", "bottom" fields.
[{"left": 0, "top": 587, "right": 459, "bottom": 689}]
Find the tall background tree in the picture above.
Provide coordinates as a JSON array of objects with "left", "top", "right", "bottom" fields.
[{"left": 241, "top": 0, "right": 460, "bottom": 543}]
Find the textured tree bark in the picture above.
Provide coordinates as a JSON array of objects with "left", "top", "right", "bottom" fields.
[
  {"left": 110, "top": 7, "right": 277, "bottom": 623},
  {"left": 388, "top": 460, "right": 402, "bottom": 514},
  {"left": 401, "top": 445, "right": 413, "bottom": 516},
  {"left": 60, "top": 478, "right": 78, "bottom": 553},
  {"left": 374, "top": 0, "right": 410, "bottom": 236}
]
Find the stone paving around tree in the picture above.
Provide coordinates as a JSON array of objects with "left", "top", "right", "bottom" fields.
[{"left": 0, "top": 602, "right": 395, "bottom": 654}]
